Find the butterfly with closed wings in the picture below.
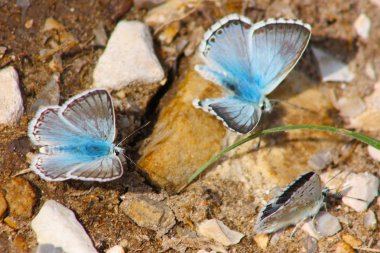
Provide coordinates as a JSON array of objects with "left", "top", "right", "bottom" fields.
[
  {"left": 28, "top": 89, "right": 123, "bottom": 182},
  {"left": 194, "top": 14, "right": 311, "bottom": 134}
]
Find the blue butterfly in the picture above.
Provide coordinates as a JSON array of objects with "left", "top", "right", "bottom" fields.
[
  {"left": 194, "top": 14, "right": 311, "bottom": 134},
  {"left": 28, "top": 89, "right": 123, "bottom": 182}
]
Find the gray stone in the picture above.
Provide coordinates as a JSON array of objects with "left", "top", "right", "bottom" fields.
[
  {"left": 120, "top": 192, "right": 175, "bottom": 237},
  {"left": 93, "top": 21, "right": 165, "bottom": 90},
  {"left": 32, "top": 200, "right": 97, "bottom": 253},
  {"left": 0, "top": 66, "right": 24, "bottom": 125}
]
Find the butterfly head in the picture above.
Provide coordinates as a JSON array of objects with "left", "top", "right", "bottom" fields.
[{"left": 114, "top": 146, "right": 124, "bottom": 156}]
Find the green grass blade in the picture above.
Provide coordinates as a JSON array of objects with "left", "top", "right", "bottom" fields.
[{"left": 178, "top": 125, "right": 380, "bottom": 192}]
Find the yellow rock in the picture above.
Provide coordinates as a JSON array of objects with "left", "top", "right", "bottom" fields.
[
  {"left": 335, "top": 242, "right": 355, "bottom": 253},
  {"left": 138, "top": 59, "right": 226, "bottom": 193},
  {"left": 342, "top": 234, "right": 362, "bottom": 247},
  {"left": 0, "top": 190, "right": 7, "bottom": 218},
  {"left": 4, "top": 216, "right": 18, "bottom": 229},
  {"left": 254, "top": 234, "right": 270, "bottom": 250},
  {"left": 4, "top": 177, "right": 36, "bottom": 218}
]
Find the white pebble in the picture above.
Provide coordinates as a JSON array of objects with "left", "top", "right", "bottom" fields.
[
  {"left": 106, "top": 245, "right": 124, "bottom": 253},
  {"left": 342, "top": 172, "right": 379, "bottom": 212},
  {"left": 93, "top": 21, "right": 165, "bottom": 90},
  {"left": 197, "top": 219, "right": 244, "bottom": 246},
  {"left": 312, "top": 47, "right": 355, "bottom": 83},
  {"left": 368, "top": 146, "right": 380, "bottom": 162},
  {"left": 354, "top": 13, "right": 371, "bottom": 40},
  {"left": 32, "top": 200, "right": 97, "bottom": 253},
  {"left": 336, "top": 96, "right": 366, "bottom": 118},
  {"left": 363, "top": 210, "right": 377, "bottom": 230},
  {"left": 365, "top": 63, "right": 376, "bottom": 80},
  {"left": 302, "top": 212, "right": 341, "bottom": 240},
  {"left": 0, "top": 66, "right": 24, "bottom": 125}
]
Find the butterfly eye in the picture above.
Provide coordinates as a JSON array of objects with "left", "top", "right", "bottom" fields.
[{"left": 115, "top": 149, "right": 120, "bottom": 156}]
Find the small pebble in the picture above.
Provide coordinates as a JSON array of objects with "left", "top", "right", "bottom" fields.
[
  {"left": 342, "top": 234, "right": 362, "bottom": 247},
  {"left": 354, "top": 13, "right": 371, "bottom": 40},
  {"left": 0, "top": 190, "right": 7, "bottom": 217},
  {"left": 197, "top": 219, "right": 245, "bottom": 246},
  {"left": 14, "top": 235, "right": 28, "bottom": 252},
  {"left": 4, "top": 177, "right": 36, "bottom": 218},
  {"left": 302, "top": 212, "right": 341, "bottom": 239},
  {"left": 120, "top": 193, "right": 175, "bottom": 237},
  {"left": 308, "top": 149, "right": 333, "bottom": 170},
  {"left": 365, "top": 63, "right": 376, "bottom": 80},
  {"left": 368, "top": 145, "right": 380, "bottom": 162},
  {"left": 106, "top": 245, "right": 125, "bottom": 253},
  {"left": 370, "top": 0, "right": 380, "bottom": 7},
  {"left": 93, "top": 21, "right": 165, "bottom": 90},
  {"left": 24, "top": 19, "right": 33, "bottom": 29},
  {"left": 4, "top": 216, "right": 18, "bottom": 229},
  {"left": 35, "top": 244, "right": 64, "bottom": 253},
  {"left": 335, "top": 96, "right": 366, "bottom": 118},
  {"left": 31, "top": 73, "right": 60, "bottom": 112},
  {"left": 365, "top": 81, "right": 380, "bottom": 110},
  {"left": 312, "top": 47, "right": 355, "bottom": 82},
  {"left": 0, "top": 46, "right": 6, "bottom": 59},
  {"left": 335, "top": 242, "right": 355, "bottom": 253},
  {"left": 48, "top": 54, "right": 63, "bottom": 73},
  {"left": 363, "top": 210, "right": 377, "bottom": 230},
  {"left": 93, "top": 23, "right": 108, "bottom": 47},
  {"left": 0, "top": 66, "right": 24, "bottom": 125},
  {"left": 32, "top": 200, "right": 97, "bottom": 253},
  {"left": 342, "top": 172, "right": 379, "bottom": 212},
  {"left": 304, "top": 236, "right": 318, "bottom": 253},
  {"left": 253, "top": 234, "right": 270, "bottom": 250}
]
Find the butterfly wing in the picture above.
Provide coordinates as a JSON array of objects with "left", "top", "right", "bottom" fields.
[
  {"left": 60, "top": 89, "right": 116, "bottom": 142},
  {"left": 31, "top": 153, "right": 123, "bottom": 182},
  {"left": 196, "top": 14, "right": 254, "bottom": 90},
  {"left": 250, "top": 19, "right": 311, "bottom": 95},
  {"left": 255, "top": 172, "right": 324, "bottom": 234},
  {"left": 28, "top": 107, "right": 88, "bottom": 146},
  {"left": 194, "top": 96, "right": 261, "bottom": 134}
]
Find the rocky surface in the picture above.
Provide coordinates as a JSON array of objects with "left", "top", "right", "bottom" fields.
[{"left": 0, "top": 0, "right": 380, "bottom": 252}]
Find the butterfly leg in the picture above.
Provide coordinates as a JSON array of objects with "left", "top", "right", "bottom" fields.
[{"left": 290, "top": 217, "right": 307, "bottom": 239}]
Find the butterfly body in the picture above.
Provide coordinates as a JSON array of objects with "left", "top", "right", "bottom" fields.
[
  {"left": 254, "top": 171, "right": 326, "bottom": 234},
  {"left": 194, "top": 14, "right": 311, "bottom": 134},
  {"left": 28, "top": 89, "right": 123, "bottom": 182}
]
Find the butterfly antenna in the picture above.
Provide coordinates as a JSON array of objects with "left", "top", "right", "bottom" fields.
[
  {"left": 116, "top": 121, "right": 150, "bottom": 147},
  {"left": 120, "top": 153, "right": 144, "bottom": 171},
  {"left": 269, "top": 99, "right": 318, "bottom": 114},
  {"left": 324, "top": 170, "right": 346, "bottom": 187}
]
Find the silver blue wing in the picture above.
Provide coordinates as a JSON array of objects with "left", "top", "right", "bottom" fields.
[
  {"left": 254, "top": 171, "right": 324, "bottom": 234},
  {"left": 28, "top": 107, "right": 87, "bottom": 146},
  {"left": 196, "top": 14, "right": 254, "bottom": 90},
  {"left": 31, "top": 153, "right": 122, "bottom": 182},
  {"left": 60, "top": 89, "right": 116, "bottom": 142},
  {"left": 194, "top": 96, "right": 261, "bottom": 134},
  {"left": 250, "top": 19, "right": 311, "bottom": 94}
]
